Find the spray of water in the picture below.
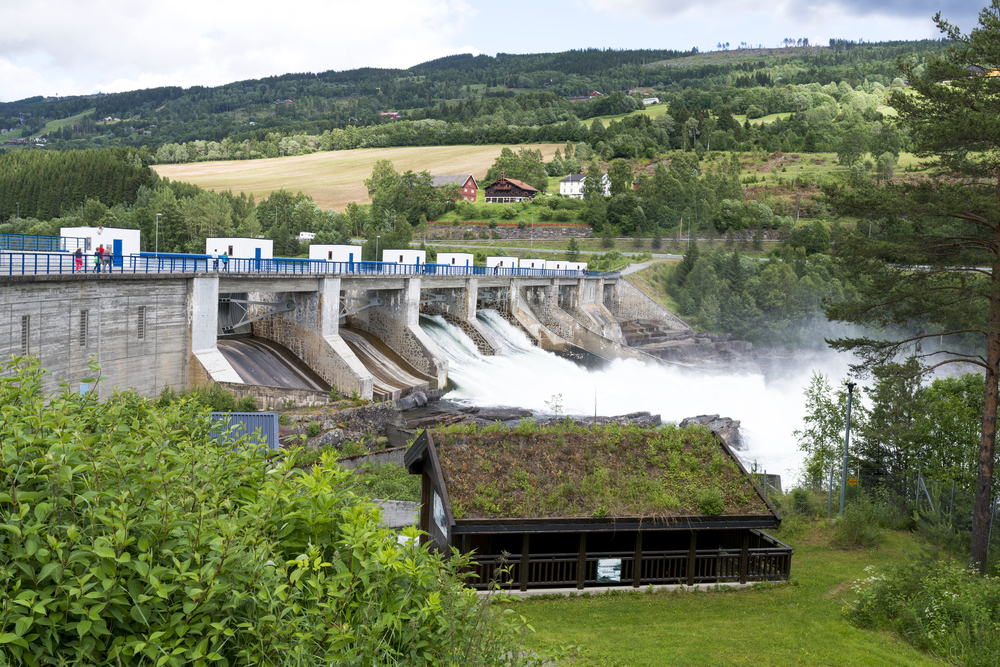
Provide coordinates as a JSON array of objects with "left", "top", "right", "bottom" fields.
[{"left": 420, "top": 311, "right": 856, "bottom": 487}]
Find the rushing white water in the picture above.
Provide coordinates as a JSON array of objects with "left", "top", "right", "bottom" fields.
[{"left": 420, "top": 311, "right": 856, "bottom": 487}]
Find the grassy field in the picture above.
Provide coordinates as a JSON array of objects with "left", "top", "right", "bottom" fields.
[
  {"left": 153, "top": 144, "right": 563, "bottom": 211},
  {"left": 33, "top": 108, "right": 95, "bottom": 138},
  {"left": 734, "top": 112, "right": 793, "bottom": 126},
  {"left": 514, "top": 523, "right": 944, "bottom": 667}
]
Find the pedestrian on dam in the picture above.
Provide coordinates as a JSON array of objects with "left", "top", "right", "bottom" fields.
[
  {"left": 221, "top": 252, "right": 229, "bottom": 272},
  {"left": 212, "top": 249, "right": 219, "bottom": 271},
  {"left": 94, "top": 245, "right": 104, "bottom": 273},
  {"left": 74, "top": 247, "right": 83, "bottom": 271}
]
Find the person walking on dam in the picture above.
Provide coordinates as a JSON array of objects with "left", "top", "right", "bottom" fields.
[
  {"left": 74, "top": 247, "right": 83, "bottom": 271},
  {"left": 94, "top": 245, "right": 104, "bottom": 273}
]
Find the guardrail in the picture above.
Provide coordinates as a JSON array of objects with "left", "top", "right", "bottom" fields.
[
  {"left": 0, "top": 251, "right": 592, "bottom": 278},
  {"left": 0, "top": 234, "right": 88, "bottom": 253}
]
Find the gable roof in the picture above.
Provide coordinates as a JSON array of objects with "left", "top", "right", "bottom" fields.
[
  {"left": 560, "top": 174, "right": 586, "bottom": 183},
  {"left": 431, "top": 174, "right": 477, "bottom": 188},
  {"left": 406, "top": 424, "right": 780, "bottom": 526},
  {"left": 485, "top": 176, "right": 539, "bottom": 193}
]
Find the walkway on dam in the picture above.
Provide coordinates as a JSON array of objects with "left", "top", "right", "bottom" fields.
[{"left": 0, "top": 250, "right": 597, "bottom": 280}]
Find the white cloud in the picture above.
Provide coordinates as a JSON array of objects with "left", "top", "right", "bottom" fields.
[{"left": 0, "top": 0, "right": 480, "bottom": 101}]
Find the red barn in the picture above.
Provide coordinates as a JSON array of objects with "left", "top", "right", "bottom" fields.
[{"left": 431, "top": 174, "right": 478, "bottom": 202}]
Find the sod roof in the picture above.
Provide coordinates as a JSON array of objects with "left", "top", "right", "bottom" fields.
[{"left": 426, "top": 423, "right": 772, "bottom": 521}]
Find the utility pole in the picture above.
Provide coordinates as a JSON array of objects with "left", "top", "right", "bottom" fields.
[
  {"left": 839, "top": 382, "right": 857, "bottom": 516},
  {"left": 155, "top": 213, "right": 162, "bottom": 254}
]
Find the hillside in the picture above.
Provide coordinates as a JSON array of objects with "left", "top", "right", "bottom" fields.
[
  {"left": 153, "top": 144, "right": 562, "bottom": 210},
  {"left": 0, "top": 39, "right": 948, "bottom": 161}
]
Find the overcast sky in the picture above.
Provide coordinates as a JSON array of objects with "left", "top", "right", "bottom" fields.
[{"left": 0, "top": 0, "right": 982, "bottom": 103}]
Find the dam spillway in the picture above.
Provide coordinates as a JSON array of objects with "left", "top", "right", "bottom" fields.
[
  {"left": 339, "top": 327, "right": 435, "bottom": 401},
  {"left": 217, "top": 337, "right": 330, "bottom": 391}
]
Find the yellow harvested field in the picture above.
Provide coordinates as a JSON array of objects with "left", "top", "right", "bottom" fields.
[{"left": 152, "top": 144, "right": 563, "bottom": 211}]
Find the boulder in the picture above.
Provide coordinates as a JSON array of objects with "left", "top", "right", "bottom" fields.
[{"left": 679, "top": 414, "right": 744, "bottom": 450}]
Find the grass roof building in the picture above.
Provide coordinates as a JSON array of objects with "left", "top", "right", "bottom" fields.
[{"left": 404, "top": 423, "right": 792, "bottom": 592}]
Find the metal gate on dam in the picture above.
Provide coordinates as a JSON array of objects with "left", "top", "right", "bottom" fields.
[{"left": 0, "top": 259, "right": 697, "bottom": 403}]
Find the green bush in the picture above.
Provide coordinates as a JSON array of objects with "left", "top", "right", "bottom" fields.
[
  {"left": 832, "top": 495, "right": 908, "bottom": 548},
  {"left": 353, "top": 463, "right": 422, "bottom": 501},
  {"left": 306, "top": 421, "right": 322, "bottom": 437},
  {"left": 848, "top": 560, "right": 1000, "bottom": 666},
  {"left": 236, "top": 394, "right": 258, "bottom": 412},
  {"left": 0, "top": 357, "right": 540, "bottom": 666},
  {"left": 698, "top": 487, "right": 724, "bottom": 515}
]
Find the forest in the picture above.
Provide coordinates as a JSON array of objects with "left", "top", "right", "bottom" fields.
[{"left": 0, "top": 39, "right": 946, "bottom": 162}]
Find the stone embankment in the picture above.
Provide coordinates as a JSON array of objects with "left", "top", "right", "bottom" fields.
[{"left": 426, "top": 224, "right": 591, "bottom": 242}]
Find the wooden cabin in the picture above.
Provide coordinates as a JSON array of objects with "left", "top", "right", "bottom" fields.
[
  {"left": 404, "top": 425, "right": 792, "bottom": 591},
  {"left": 483, "top": 175, "right": 539, "bottom": 203}
]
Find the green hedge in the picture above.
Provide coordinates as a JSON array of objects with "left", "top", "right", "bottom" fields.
[{"left": 0, "top": 357, "right": 538, "bottom": 667}]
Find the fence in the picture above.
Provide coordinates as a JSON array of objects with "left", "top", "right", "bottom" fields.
[
  {"left": 466, "top": 530, "right": 792, "bottom": 590},
  {"left": 0, "top": 250, "right": 594, "bottom": 279},
  {"left": 0, "top": 233, "right": 87, "bottom": 253}
]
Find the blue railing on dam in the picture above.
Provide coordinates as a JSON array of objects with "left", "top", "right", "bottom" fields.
[
  {"left": 0, "top": 251, "right": 591, "bottom": 278},
  {"left": 0, "top": 234, "right": 87, "bottom": 253}
]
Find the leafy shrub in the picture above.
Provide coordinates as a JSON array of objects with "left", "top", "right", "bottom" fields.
[
  {"left": 698, "top": 487, "right": 724, "bottom": 515},
  {"left": 353, "top": 463, "right": 421, "bottom": 501},
  {"left": 0, "top": 357, "right": 538, "bottom": 667},
  {"left": 848, "top": 560, "right": 1000, "bottom": 667},
  {"left": 236, "top": 394, "right": 258, "bottom": 412},
  {"left": 306, "top": 421, "right": 322, "bottom": 437},
  {"left": 278, "top": 413, "right": 289, "bottom": 426},
  {"left": 329, "top": 386, "right": 342, "bottom": 401},
  {"left": 463, "top": 231, "right": 475, "bottom": 240},
  {"left": 790, "top": 487, "right": 817, "bottom": 515},
  {"left": 832, "top": 495, "right": 908, "bottom": 548}
]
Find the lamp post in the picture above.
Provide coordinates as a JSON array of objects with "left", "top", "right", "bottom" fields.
[
  {"left": 530, "top": 213, "right": 534, "bottom": 251},
  {"left": 155, "top": 213, "right": 162, "bottom": 254},
  {"left": 839, "top": 382, "right": 857, "bottom": 516},
  {"left": 376, "top": 235, "right": 380, "bottom": 264},
  {"left": 15, "top": 202, "right": 18, "bottom": 219}
]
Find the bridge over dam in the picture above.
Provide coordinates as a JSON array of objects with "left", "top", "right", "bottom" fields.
[{"left": 0, "top": 254, "right": 750, "bottom": 404}]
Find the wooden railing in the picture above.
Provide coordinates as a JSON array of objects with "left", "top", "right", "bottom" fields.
[{"left": 464, "top": 530, "right": 792, "bottom": 591}]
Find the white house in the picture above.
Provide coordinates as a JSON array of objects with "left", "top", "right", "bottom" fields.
[
  {"left": 642, "top": 97, "right": 660, "bottom": 105},
  {"left": 567, "top": 261, "right": 589, "bottom": 273},
  {"left": 545, "top": 260, "right": 568, "bottom": 272},
  {"left": 61, "top": 226, "right": 140, "bottom": 260},
  {"left": 436, "top": 252, "right": 474, "bottom": 268},
  {"left": 206, "top": 238, "right": 273, "bottom": 260},
  {"left": 520, "top": 258, "right": 545, "bottom": 270},
  {"left": 298, "top": 231, "right": 316, "bottom": 243},
  {"left": 559, "top": 173, "right": 610, "bottom": 198},
  {"left": 486, "top": 256, "right": 519, "bottom": 269},
  {"left": 310, "top": 244, "right": 362, "bottom": 263},
  {"left": 382, "top": 249, "right": 426, "bottom": 265}
]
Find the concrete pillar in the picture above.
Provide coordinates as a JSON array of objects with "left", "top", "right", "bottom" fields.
[
  {"left": 248, "top": 279, "right": 376, "bottom": 400},
  {"left": 189, "top": 276, "right": 242, "bottom": 383}
]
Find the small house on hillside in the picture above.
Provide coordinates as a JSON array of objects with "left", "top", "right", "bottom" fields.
[
  {"left": 431, "top": 174, "right": 478, "bottom": 202},
  {"left": 404, "top": 425, "right": 791, "bottom": 592},
  {"left": 484, "top": 175, "right": 539, "bottom": 203},
  {"left": 559, "top": 173, "right": 610, "bottom": 198}
]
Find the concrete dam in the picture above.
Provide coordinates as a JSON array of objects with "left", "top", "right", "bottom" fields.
[{"left": 0, "top": 263, "right": 749, "bottom": 406}]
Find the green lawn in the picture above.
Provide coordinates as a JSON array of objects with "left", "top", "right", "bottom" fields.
[
  {"left": 34, "top": 107, "right": 95, "bottom": 137},
  {"left": 734, "top": 112, "right": 793, "bottom": 125},
  {"left": 513, "top": 525, "right": 943, "bottom": 667}
]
